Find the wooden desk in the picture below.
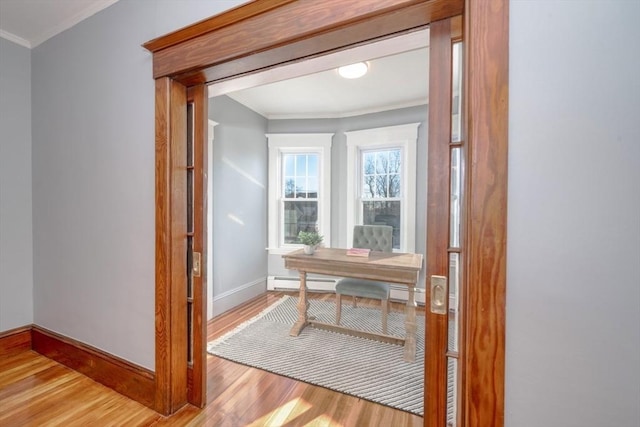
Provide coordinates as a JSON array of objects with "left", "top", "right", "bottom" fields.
[{"left": 282, "top": 247, "right": 423, "bottom": 362}]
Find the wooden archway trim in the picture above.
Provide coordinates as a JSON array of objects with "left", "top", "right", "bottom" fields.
[
  {"left": 143, "top": 0, "right": 463, "bottom": 84},
  {"left": 144, "top": 1, "right": 508, "bottom": 425}
]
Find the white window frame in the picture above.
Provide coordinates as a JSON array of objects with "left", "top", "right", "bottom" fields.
[
  {"left": 345, "top": 123, "right": 419, "bottom": 253},
  {"left": 267, "top": 133, "right": 333, "bottom": 255}
]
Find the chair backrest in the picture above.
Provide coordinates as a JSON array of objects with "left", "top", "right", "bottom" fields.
[{"left": 352, "top": 225, "right": 393, "bottom": 253}]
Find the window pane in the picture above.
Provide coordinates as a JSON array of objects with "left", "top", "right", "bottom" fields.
[
  {"left": 306, "top": 176, "right": 318, "bottom": 198},
  {"left": 283, "top": 153, "right": 320, "bottom": 200},
  {"left": 450, "top": 147, "right": 461, "bottom": 248},
  {"left": 363, "top": 152, "right": 375, "bottom": 175},
  {"left": 362, "top": 175, "right": 375, "bottom": 198},
  {"left": 284, "top": 178, "right": 295, "bottom": 198},
  {"left": 283, "top": 200, "right": 318, "bottom": 243},
  {"left": 295, "top": 177, "right": 306, "bottom": 198},
  {"left": 363, "top": 201, "right": 401, "bottom": 249},
  {"left": 362, "top": 149, "right": 402, "bottom": 199},
  {"left": 447, "top": 357, "right": 458, "bottom": 426},
  {"left": 296, "top": 154, "right": 307, "bottom": 175},
  {"left": 388, "top": 149, "right": 401, "bottom": 173},
  {"left": 452, "top": 41, "right": 463, "bottom": 143},
  {"left": 307, "top": 155, "right": 318, "bottom": 176},
  {"left": 375, "top": 151, "right": 387, "bottom": 174},
  {"left": 284, "top": 154, "right": 295, "bottom": 176},
  {"left": 448, "top": 252, "right": 460, "bottom": 352},
  {"left": 389, "top": 173, "right": 401, "bottom": 197}
]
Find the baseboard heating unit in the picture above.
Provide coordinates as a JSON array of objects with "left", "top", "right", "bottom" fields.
[{"left": 267, "top": 275, "right": 426, "bottom": 305}]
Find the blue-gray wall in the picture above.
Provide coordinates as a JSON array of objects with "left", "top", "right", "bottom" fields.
[
  {"left": 208, "top": 95, "right": 268, "bottom": 318},
  {"left": 0, "top": 38, "right": 33, "bottom": 331},
  {"left": 28, "top": 0, "right": 245, "bottom": 370},
  {"left": 506, "top": 2, "right": 639, "bottom": 426}
]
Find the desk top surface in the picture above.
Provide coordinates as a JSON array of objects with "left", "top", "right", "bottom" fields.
[{"left": 282, "top": 247, "right": 423, "bottom": 272}]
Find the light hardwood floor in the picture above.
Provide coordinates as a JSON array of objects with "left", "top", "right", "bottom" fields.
[{"left": 0, "top": 292, "right": 423, "bottom": 426}]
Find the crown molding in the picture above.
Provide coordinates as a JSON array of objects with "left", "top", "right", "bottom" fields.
[{"left": 0, "top": 30, "right": 31, "bottom": 49}]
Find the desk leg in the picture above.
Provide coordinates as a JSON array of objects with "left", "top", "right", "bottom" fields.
[
  {"left": 403, "top": 285, "right": 417, "bottom": 362},
  {"left": 290, "top": 270, "right": 309, "bottom": 336}
]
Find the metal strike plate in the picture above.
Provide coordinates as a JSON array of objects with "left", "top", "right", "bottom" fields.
[
  {"left": 430, "top": 275, "right": 448, "bottom": 315},
  {"left": 192, "top": 252, "right": 202, "bottom": 277}
]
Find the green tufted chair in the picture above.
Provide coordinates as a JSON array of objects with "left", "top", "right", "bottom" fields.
[{"left": 335, "top": 225, "right": 393, "bottom": 334}]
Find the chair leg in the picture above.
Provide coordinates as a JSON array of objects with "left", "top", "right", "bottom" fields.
[
  {"left": 336, "top": 293, "right": 342, "bottom": 325},
  {"left": 382, "top": 298, "right": 389, "bottom": 334}
]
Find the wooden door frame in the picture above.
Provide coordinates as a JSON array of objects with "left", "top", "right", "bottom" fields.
[
  {"left": 186, "top": 85, "right": 208, "bottom": 408},
  {"left": 143, "top": 0, "right": 508, "bottom": 425},
  {"left": 425, "top": 16, "right": 457, "bottom": 425}
]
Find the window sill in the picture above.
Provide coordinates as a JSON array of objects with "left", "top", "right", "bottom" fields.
[{"left": 266, "top": 246, "right": 302, "bottom": 256}]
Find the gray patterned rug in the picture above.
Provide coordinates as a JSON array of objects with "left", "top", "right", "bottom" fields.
[{"left": 207, "top": 296, "right": 425, "bottom": 416}]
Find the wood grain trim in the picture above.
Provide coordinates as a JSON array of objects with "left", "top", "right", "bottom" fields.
[
  {"left": 146, "top": 0, "right": 463, "bottom": 81},
  {"left": 143, "top": 0, "right": 296, "bottom": 53},
  {"left": 154, "top": 77, "right": 189, "bottom": 415},
  {"left": 0, "top": 325, "right": 32, "bottom": 356},
  {"left": 424, "top": 17, "right": 453, "bottom": 427},
  {"left": 186, "top": 84, "right": 208, "bottom": 408},
  {"left": 31, "top": 326, "right": 155, "bottom": 409},
  {"left": 168, "top": 79, "right": 189, "bottom": 414},
  {"left": 154, "top": 77, "right": 172, "bottom": 415},
  {"left": 463, "top": 0, "right": 509, "bottom": 426},
  {"left": 175, "top": 1, "right": 445, "bottom": 87}
]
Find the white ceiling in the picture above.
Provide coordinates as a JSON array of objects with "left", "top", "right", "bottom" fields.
[
  {"left": 0, "top": 0, "right": 119, "bottom": 48},
  {"left": 0, "top": 0, "right": 429, "bottom": 118}
]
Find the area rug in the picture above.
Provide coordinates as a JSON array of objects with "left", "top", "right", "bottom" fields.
[{"left": 207, "top": 296, "right": 425, "bottom": 415}]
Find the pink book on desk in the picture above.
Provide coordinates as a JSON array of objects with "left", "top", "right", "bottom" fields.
[{"left": 346, "top": 248, "right": 371, "bottom": 257}]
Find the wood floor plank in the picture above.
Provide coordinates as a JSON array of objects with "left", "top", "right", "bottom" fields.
[
  {"left": 0, "top": 351, "right": 162, "bottom": 427},
  {"left": 0, "top": 292, "right": 424, "bottom": 426}
]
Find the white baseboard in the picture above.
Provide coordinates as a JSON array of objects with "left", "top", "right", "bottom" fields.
[
  {"left": 209, "top": 277, "right": 267, "bottom": 319},
  {"left": 267, "top": 275, "right": 426, "bottom": 305}
]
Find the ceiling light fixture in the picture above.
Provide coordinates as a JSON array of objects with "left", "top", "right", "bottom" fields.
[{"left": 337, "top": 62, "right": 368, "bottom": 79}]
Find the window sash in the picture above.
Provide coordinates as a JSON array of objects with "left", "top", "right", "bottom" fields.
[
  {"left": 267, "top": 133, "right": 333, "bottom": 254},
  {"left": 345, "top": 123, "right": 419, "bottom": 253}
]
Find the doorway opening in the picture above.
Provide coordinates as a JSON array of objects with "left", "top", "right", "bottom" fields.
[{"left": 205, "top": 28, "right": 433, "bottom": 418}]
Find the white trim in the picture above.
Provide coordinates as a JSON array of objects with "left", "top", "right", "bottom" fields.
[
  {"left": 266, "top": 99, "right": 427, "bottom": 120},
  {"left": 212, "top": 277, "right": 265, "bottom": 302},
  {"left": 0, "top": 30, "right": 31, "bottom": 49},
  {"left": 206, "top": 120, "right": 218, "bottom": 318},
  {"left": 345, "top": 123, "right": 420, "bottom": 252},
  {"left": 208, "top": 120, "right": 218, "bottom": 143},
  {"left": 32, "top": 0, "right": 120, "bottom": 48},
  {"left": 267, "top": 133, "right": 333, "bottom": 254},
  {"left": 209, "top": 277, "right": 267, "bottom": 319}
]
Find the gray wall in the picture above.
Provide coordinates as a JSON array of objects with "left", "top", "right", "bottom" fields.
[
  {"left": 0, "top": 38, "right": 33, "bottom": 331},
  {"left": 29, "top": 0, "right": 245, "bottom": 370},
  {"left": 208, "top": 95, "right": 268, "bottom": 318},
  {"left": 506, "top": 2, "right": 640, "bottom": 426},
  {"left": 267, "top": 105, "right": 428, "bottom": 284}
]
